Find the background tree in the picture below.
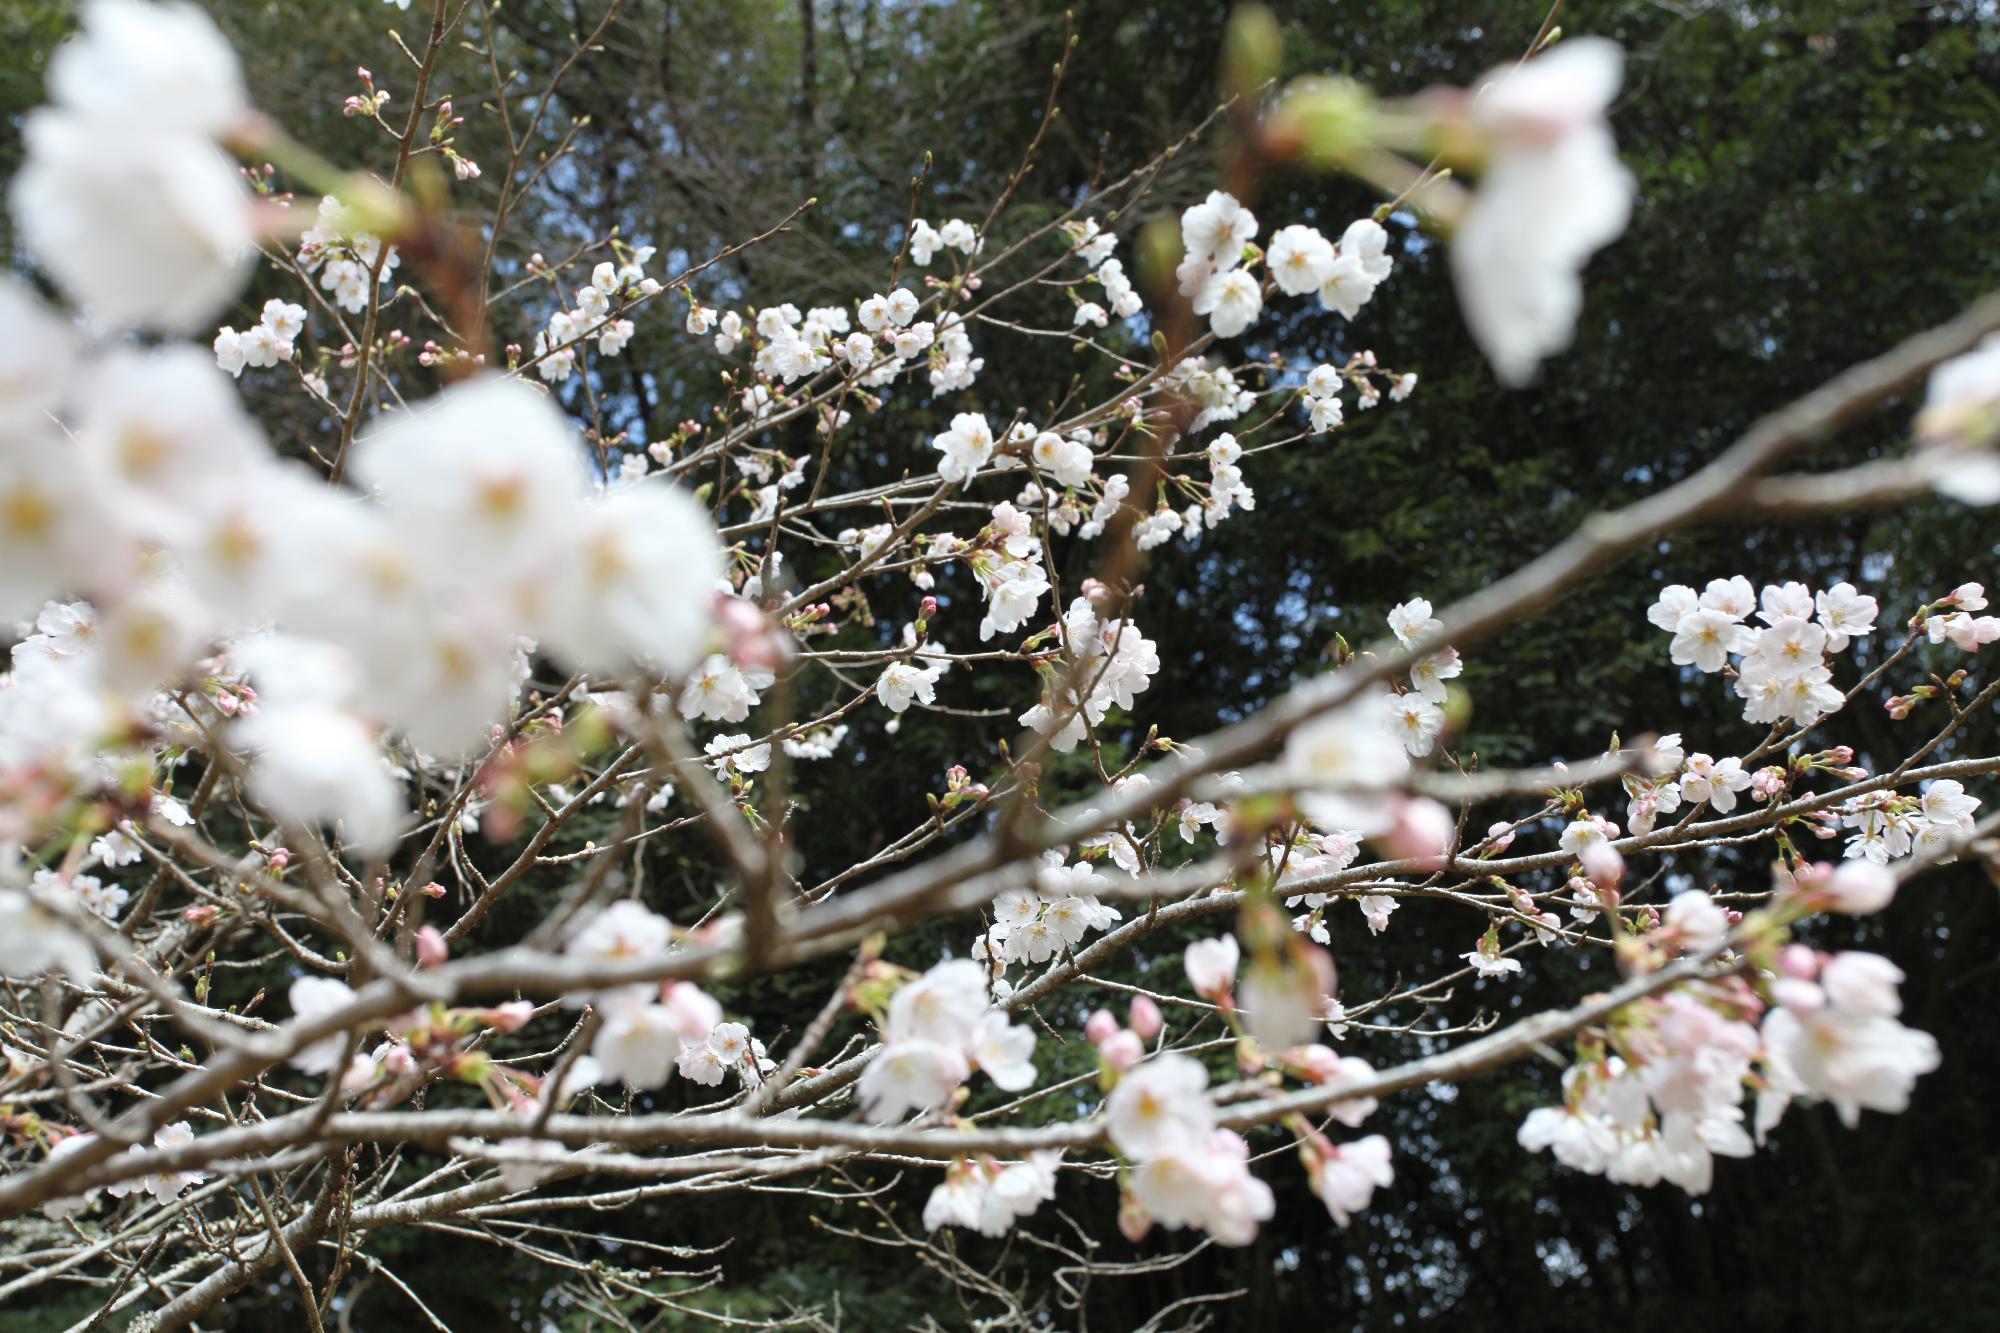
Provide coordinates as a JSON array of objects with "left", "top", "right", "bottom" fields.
[{"left": 3, "top": 1, "right": 1997, "bottom": 1328}]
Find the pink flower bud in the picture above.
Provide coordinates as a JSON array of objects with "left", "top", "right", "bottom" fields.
[
  {"left": 1085, "top": 1008, "right": 1119, "bottom": 1043},
  {"left": 266, "top": 847, "right": 291, "bottom": 871},
  {"left": 182, "top": 904, "right": 219, "bottom": 926},
  {"left": 1779, "top": 943, "right": 1821, "bottom": 979},
  {"left": 1484, "top": 821, "right": 1515, "bottom": 852},
  {"left": 1375, "top": 796, "right": 1453, "bottom": 868},
  {"left": 920, "top": 596, "right": 939, "bottom": 620},
  {"left": 420, "top": 881, "right": 447, "bottom": 899},
  {"left": 1098, "top": 1029, "right": 1143, "bottom": 1071},
  {"left": 713, "top": 595, "right": 783, "bottom": 668},
  {"left": 1581, "top": 841, "right": 1624, "bottom": 888},
  {"left": 1824, "top": 860, "right": 1897, "bottom": 915},
  {"left": 488, "top": 1000, "right": 536, "bottom": 1032},
  {"left": 415, "top": 926, "right": 449, "bottom": 968},
  {"left": 1117, "top": 1194, "right": 1153, "bottom": 1243},
  {"left": 1127, "top": 995, "right": 1164, "bottom": 1040}
]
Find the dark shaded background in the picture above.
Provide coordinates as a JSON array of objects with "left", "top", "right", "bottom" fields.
[{"left": 5, "top": 1, "right": 1998, "bottom": 1327}]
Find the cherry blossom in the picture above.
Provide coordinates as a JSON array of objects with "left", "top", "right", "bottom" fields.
[
  {"left": 1180, "top": 190, "right": 1258, "bottom": 270},
  {"left": 12, "top": 1, "right": 253, "bottom": 330},
  {"left": 1916, "top": 333, "right": 2000, "bottom": 503},
  {"left": 1313, "top": 1134, "right": 1394, "bottom": 1226},
  {"left": 0, "top": 9, "right": 1982, "bottom": 1304},
  {"left": 1449, "top": 37, "right": 1635, "bottom": 385},
  {"left": 1184, "top": 935, "right": 1240, "bottom": 1001},
  {"left": 1267, "top": 224, "right": 1335, "bottom": 295},
  {"left": 1319, "top": 219, "right": 1395, "bottom": 320},
  {"left": 289, "top": 976, "right": 361, "bottom": 1075},
  {"left": 1193, "top": 268, "right": 1263, "bottom": 340},
  {"left": 0, "top": 887, "right": 96, "bottom": 980}
]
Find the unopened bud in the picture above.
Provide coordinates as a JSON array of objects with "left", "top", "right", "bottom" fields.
[
  {"left": 1128, "top": 995, "right": 1164, "bottom": 1040},
  {"left": 1118, "top": 1194, "right": 1153, "bottom": 1243},
  {"left": 1580, "top": 841, "right": 1624, "bottom": 888},
  {"left": 1375, "top": 796, "right": 1453, "bottom": 868},
  {"left": 1824, "top": 860, "right": 1897, "bottom": 915},
  {"left": 1779, "top": 942, "right": 1821, "bottom": 979},
  {"left": 1098, "top": 1029, "right": 1143, "bottom": 1071},
  {"left": 487, "top": 1000, "right": 536, "bottom": 1032}
]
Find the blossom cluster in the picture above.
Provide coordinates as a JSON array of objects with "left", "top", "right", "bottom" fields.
[
  {"left": 558, "top": 901, "right": 751, "bottom": 1091},
  {"left": 1018, "top": 596, "right": 1163, "bottom": 752},
  {"left": 976, "top": 851, "right": 1124, "bottom": 971},
  {"left": 0, "top": 3, "right": 1987, "bottom": 1292},
  {"left": 1649, "top": 576, "right": 1878, "bottom": 725},
  {"left": 1520, "top": 879, "right": 1940, "bottom": 1194},
  {"left": 38, "top": 1121, "right": 205, "bottom": 1221},
  {"left": 298, "top": 194, "right": 401, "bottom": 314},
  {"left": 213, "top": 298, "right": 308, "bottom": 378},
  {"left": 531, "top": 252, "right": 661, "bottom": 382},
  {"left": 924, "top": 1151, "right": 1062, "bottom": 1236},
  {"left": 4, "top": 332, "right": 724, "bottom": 869},
  {"left": 1107, "top": 1053, "right": 1274, "bottom": 1244},
  {"left": 857, "top": 959, "right": 1038, "bottom": 1122},
  {"left": 11, "top": 0, "right": 254, "bottom": 331},
  {"left": 1920, "top": 581, "right": 2000, "bottom": 652},
  {"left": 1178, "top": 189, "right": 1398, "bottom": 343}
]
